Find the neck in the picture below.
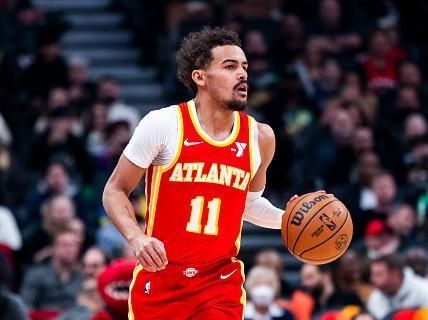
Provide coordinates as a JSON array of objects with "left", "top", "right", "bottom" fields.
[
  {"left": 254, "top": 304, "right": 269, "bottom": 315},
  {"left": 320, "top": 282, "right": 334, "bottom": 305},
  {"left": 193, "top": 95, "right": 235, "bottom": 141}
]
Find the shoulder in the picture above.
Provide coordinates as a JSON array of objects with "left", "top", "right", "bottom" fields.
[
  {"left": 256, "top": 122, "right": 275, "bottom": 145},
  {"left": 140, "top": 105, "right": 179, "bottom": 127},
  {"left": 256, "top": 121, "right": 275, "bottom": 163}
]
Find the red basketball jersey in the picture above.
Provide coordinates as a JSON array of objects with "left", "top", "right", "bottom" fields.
[{"left": 144, "top": 101, "right": 255, "bottom": 264}]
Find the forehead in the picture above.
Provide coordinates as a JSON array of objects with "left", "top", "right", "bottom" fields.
[{"left": 210, "top": 45, "right": 247, "bottom": 64}]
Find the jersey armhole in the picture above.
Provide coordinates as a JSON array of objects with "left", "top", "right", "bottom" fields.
[
  {"left": 249, "top": 117, "right": 261, "bottom": 178},
  {"left": 160, "top": 105, "right": 183, "bottom": 172}
]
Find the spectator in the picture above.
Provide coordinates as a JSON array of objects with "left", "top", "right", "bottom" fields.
[
  {"left": 27, "top": 106, "right": 93, "bottom": 182},
  {"left": 405, "top": 247, "right": 428, "bottom": 278},
  {"left": 299, "top": 263, "right": 362, "bottom": 317},
  {"left": 244, "top": 265, "right": 295, "bottom": 320},
  {"left": 363, "top": 219, "right": 401, "bottom": 259},
  {"left": 0, "top": 254, "right": 29, "bottom": 320},
  {"left": 21, "top": 30, "right": 68, "bottom": 102},
  {"left": 254, "top": 249, "right": 294, "bottom": 298},
  {"left": 84, "top": 102, "right": 108, "bottom": 157},
  {"left": 334, "top": 250, "right": 373, "bottom": 304},
  {"left": 58, "top": 279, "right": 105, "bottom": 320},
  {"left": 368, "top": 254, "right": 428, "bottom": 319},
  {"left": 67, "top": 56, "right": 96, "bottom": 113},
  {"left": 359, "top": 30, "right": 404, "bottom": 94},
  {"left": 82, "top": 247, "right": 108, "bottom": 281},
  {"left": 386, "top": 204, "right": 417, "bottom": 248},
  {"left": 96, "top": 76, "right": 140, "bottom": 131},
  {"left": 366, "top": 171, "right": 398, "bottom": 221},
  {"left": 21, "top": 194, "right": 77, "bottom": 263},
  {"left": 20, "top": 230, "right": 82, "bottom": 312}
]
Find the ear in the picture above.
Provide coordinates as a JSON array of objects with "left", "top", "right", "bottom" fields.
[{"left": 191, "top": 69, "right": 206, "bottom": 88}]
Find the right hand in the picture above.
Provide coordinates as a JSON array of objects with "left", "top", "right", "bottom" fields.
[{"left": 130, "top": 235, "right": 168, "bottom": 272}]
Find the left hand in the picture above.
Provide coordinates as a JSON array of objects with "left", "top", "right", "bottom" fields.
[{"left": 285, "top": 194, "right": 299, "bottom": 210}]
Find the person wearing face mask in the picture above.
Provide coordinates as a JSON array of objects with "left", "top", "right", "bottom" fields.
[
  {"left": 244, "top": 266, "right": 295, "bottom": 320},
  {"left": 299, "top": 263, "right": 363, "bottom": 317}
]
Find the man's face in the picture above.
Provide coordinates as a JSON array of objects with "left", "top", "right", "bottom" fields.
[
  {"left": 370, "top": 262, "right": 401, "bottom": 296},
  {"left": 203, "top": 45, "right": 248, "bottom": 111},
  {"left": 83, "top": 249, "right": 106, "bottom": 280},
  {"left": 301, "top": 264, "right": 324, "bottom": 297},
  {"left": 53, "top": 232, "right": 81, "bottom": 265}
]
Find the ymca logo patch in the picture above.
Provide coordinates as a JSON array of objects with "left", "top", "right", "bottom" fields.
[{"left": 230, "top": 142, "right": 247, "bottom": 157}]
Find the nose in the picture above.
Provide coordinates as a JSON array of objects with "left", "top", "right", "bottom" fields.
[{"left": 238, "top": 67, "right": 247, "bottom": 81}]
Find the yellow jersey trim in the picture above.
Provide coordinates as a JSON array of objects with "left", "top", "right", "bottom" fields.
[
  {"left": 128, "top": 264, "right": 144, "bottom": 320},
  {"left": 187, "top": 100, "right": 240, "bottom": 147},
  {"left": 147, "top": 166, "right": 162, "bottom": 236},
  {"left": 161, "top": 105, "right": 183, "bottom": 173}
]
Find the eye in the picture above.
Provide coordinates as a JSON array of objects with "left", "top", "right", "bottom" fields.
[{"left": 225, "top": 65, "right": 235, "bottom": 70}]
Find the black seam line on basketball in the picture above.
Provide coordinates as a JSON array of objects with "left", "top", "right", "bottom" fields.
[
  {"left": 291, "top": 199, "right": 339, "bottom": 253},
  {"left": 286, "top": 192, "right": 317, "bottom": 247},
  {"left": 299, "top": 209, "right": 349, "bottom": 257}
]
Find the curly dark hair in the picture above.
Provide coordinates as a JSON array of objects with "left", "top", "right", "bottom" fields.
[{"left": 176, "top": 26, "right": 242, "bottom": 93}]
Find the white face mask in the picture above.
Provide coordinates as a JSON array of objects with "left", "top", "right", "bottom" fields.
[{"left": 250, "top": 285, "right": 275, "bottom": 307}]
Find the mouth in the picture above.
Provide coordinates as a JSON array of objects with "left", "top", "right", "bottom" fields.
[{"left": 235, "top": 83, "right": 248, "bottom": 96}]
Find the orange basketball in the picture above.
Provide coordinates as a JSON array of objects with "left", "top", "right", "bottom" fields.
[{"left": 281, "top": 191, "right": 353, "bottom": 265}]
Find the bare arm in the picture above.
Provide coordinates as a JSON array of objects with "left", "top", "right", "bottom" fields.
[
  {"left": 249, "top": 123, "right": 276, "bottom": 192},
  {"left": 243, "top": 122, "right": 297, "bottom": 229},
  {"left": 103, "top": 155, "right": 167, "bottom": 271}
]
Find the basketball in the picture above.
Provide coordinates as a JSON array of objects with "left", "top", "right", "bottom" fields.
[{"left": 281, "top": 191, "right": 353, "bottom": 265}]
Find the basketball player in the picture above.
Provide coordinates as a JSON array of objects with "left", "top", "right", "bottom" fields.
[{"left": 103, "top": 27, "right": 298, "bottom": 319}]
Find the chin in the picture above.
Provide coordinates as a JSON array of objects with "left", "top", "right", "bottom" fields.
[{"left": 226, "top": 99, "right": 247, "bottom": 111}]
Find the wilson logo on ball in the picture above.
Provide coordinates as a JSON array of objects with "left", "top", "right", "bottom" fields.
[{"left": 291, "top": 194, "right": 329, "bottom": 226}]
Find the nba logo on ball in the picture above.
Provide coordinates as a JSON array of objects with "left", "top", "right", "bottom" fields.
[{"left": 282, "top": 191, "right": 353, "bottom": 265}]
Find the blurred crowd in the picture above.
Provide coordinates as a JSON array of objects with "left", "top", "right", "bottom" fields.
[{"left": 1, "top": 0, "right": 428, "bottom": 319}]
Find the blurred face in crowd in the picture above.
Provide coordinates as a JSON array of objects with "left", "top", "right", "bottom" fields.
[
  {"left": 319, "top": 0, "right": 341, "bottom": 27},
  {"left": 357, "top": 152, "right": 381, "bottom": 186},
  {"left": 370, "top": 262, "right": 402, "bottom": 296},
  {"left": 397, "top": 87, "right": 419, "bottom": 111},
  {"left": 45, "top": 162, "right": 70, "bottom": 192},
  {"left": 387, "top": 204, "right": 416, "bottom": 236},
  {"left": 90, "top": 103, "right": 108, "bottom": 132},
  {"left": 330, "top": 109, "right": 355, "bottom": 142},
  {"left": 337, "top": 250, "right": 363, "bottom": 283},
  {"left": 406, "top": 248, "right": 428, "bottom": 277},
  {"left": 369, "top": 31, "right": 389, "bottom": 57},
  {"left": 322, "top": 59, "right": 342, "bottom": 89},
  {"left": 244, "top": 30, "right": 267, "bottom": 56},
  {"left": 399, "top": 62, "right": 421, "bottom": 88},
  {"left": 53, "top": 231, "right": 81, "bottom": 266},
  {"left": 255, "top": 250, "right": 283, "bottom": 277},
  {"left": 245, "top": 266, "right": 279, "bottom": 311},
  {"left": 371, "top": 174, "right": 396, "bottom": 206},
  {"left": 82, "top": 248, "right": 107, "bottom": 280},
  {"left": 69, "top": 62, "right": 89, "bottom": 85},
  {"left": 404, "top": 113, "right": 427, "bottom": 141},
  {"left": 45, "top": 195, "right": 76, "bottom": 225},
  {"left": 305, "top": 39, "right": 323, "bottom": 67},
  {"left": 197, "top": 45, "right": 248, "bottom": 111},
  {"left": 282, "top": 14, "right": 303, "bottom": 38},
  {"left": 40, "top": 42, "right": 60, "bottom": 62},
  {"left": 98, "top": 79, "right": 121, "bottom": 105},
  {"left": 353, "top": 127, "right": 374, "bottom": 153},
  {"left": 48, "top": 87, "right": 70, "bottom": 109},
  {"left": 301, "top": 264, "right": 324, "bottom": 298}
]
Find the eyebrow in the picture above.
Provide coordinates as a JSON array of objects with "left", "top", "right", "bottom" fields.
[{"left": 221, "top": 59, "right": 248, "bottom": 65}]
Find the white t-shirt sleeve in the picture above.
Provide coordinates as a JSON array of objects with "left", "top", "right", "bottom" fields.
[{"left": 123, "top": 105, "right": 179, "bottom": 168}]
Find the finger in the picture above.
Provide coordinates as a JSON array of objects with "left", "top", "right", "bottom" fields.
[
  {"left": 153, "top": 242, "right": 168, "bottom": 265},
  {"left": 146, "top": 246, "right": 165, "bottom": 269},
  {"left": 142, "top": 249, "right": 161, "bottom": 270},
  {"left": 137, "top": 255, "right": 156, "bottom": 272}
]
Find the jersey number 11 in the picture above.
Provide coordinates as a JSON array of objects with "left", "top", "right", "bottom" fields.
[{"left": 186, "top": 196, "right": 221, "bottom": 235}]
